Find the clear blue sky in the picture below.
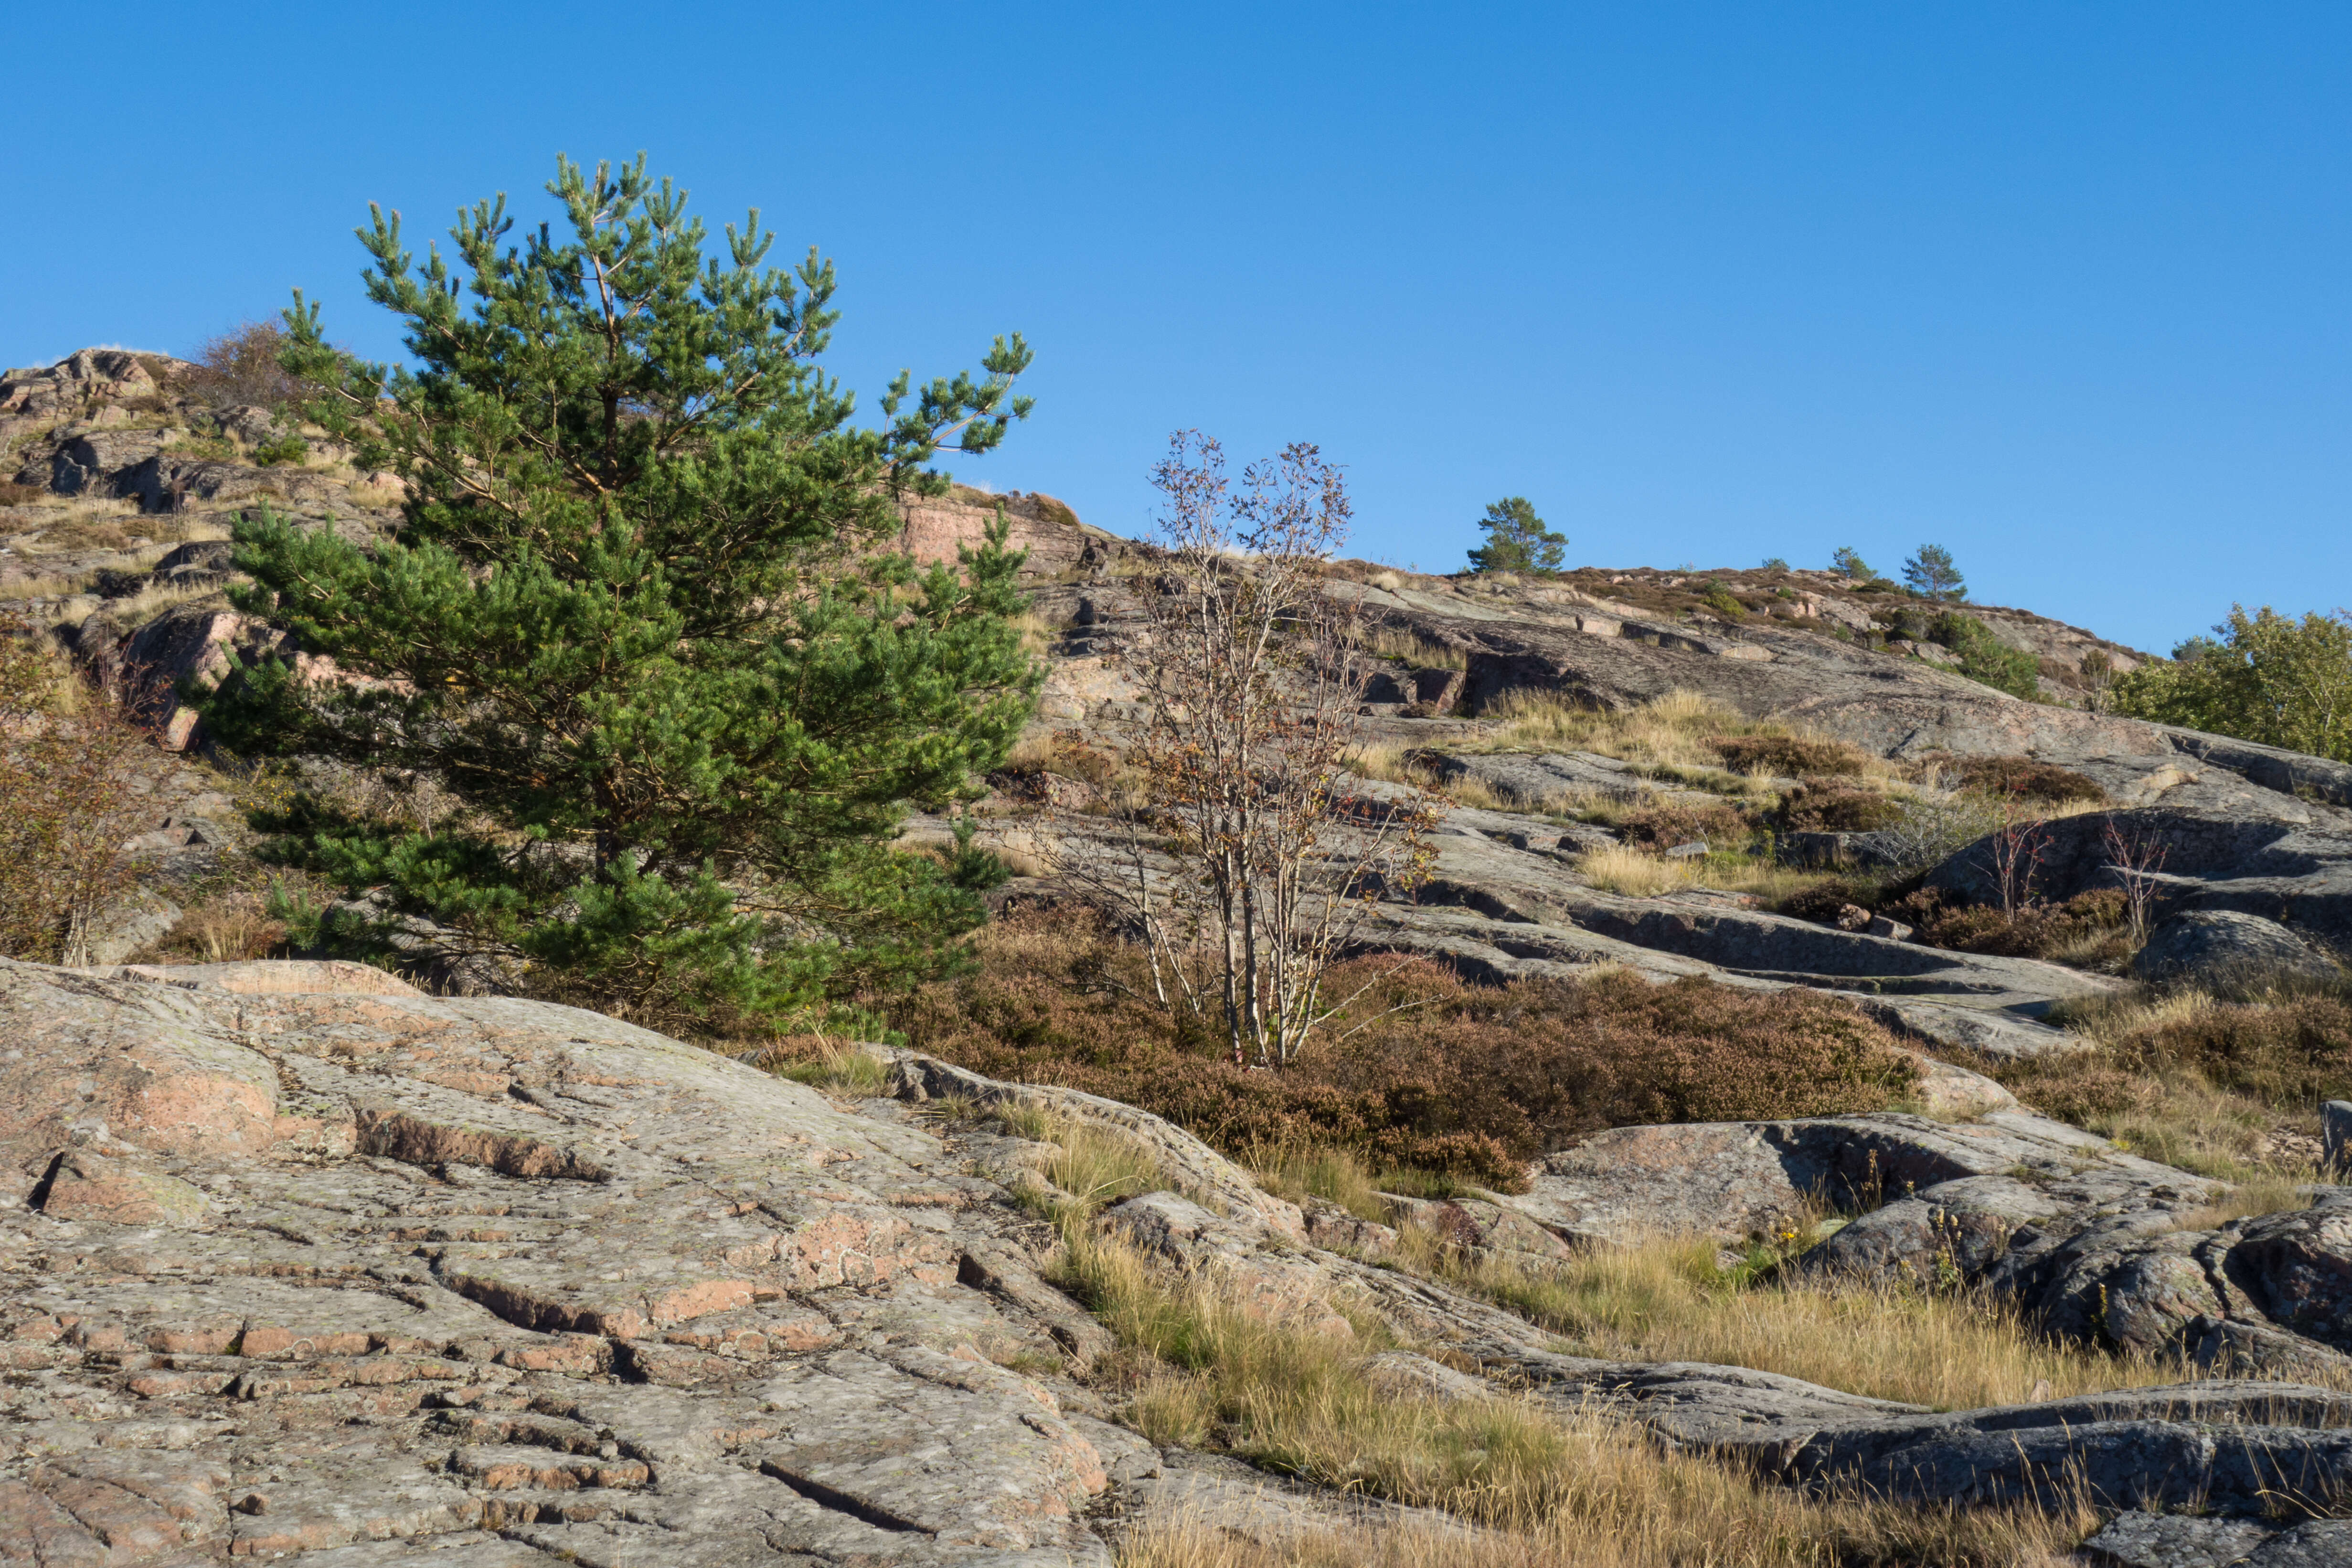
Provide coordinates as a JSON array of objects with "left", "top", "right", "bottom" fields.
[{"left": 6, "top": 2, "right": 2348, "bottom": 655}]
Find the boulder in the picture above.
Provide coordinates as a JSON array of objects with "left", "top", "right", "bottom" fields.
[{"left": 2135, "top": 909, "right": 2340, "bottom": 986}]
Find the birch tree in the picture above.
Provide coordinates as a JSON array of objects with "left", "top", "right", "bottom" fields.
[{"left": 1089, "top": 432, "right": 1436, "bottom": 1067}]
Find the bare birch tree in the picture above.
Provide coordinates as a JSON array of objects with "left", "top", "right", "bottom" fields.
[{"left": 1071, "top": 432, "right": 1435, "bottom": 1067}]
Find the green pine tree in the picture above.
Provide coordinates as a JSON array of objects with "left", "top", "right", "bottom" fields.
[
  {"left": 1903, "top": 543, "right": 1967, "bottom": 601},
  {"left": 202, "top": 155, "right": 1044, "bottom": 1027},
  {"left": 1467, "top": 496, "right": 1566, "bottom": 573}
]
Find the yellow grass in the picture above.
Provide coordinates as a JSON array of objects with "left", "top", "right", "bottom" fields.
[
  {"left": 1363, "top": 626, "right": 1468, "bottom": 669},
  {"left": 92, "top": 578, "right": 226, "bottom": 626},
  {"left": 1067, "top": 1219, "right": 2097, "bottom": 1567},
  {"left": 0, "top": 573, "right": 85, "bottom": 602},
  {"left": 1398, "top": 1224, "right": 2331, "bottom": 1409},
  {"left": 1978, "top": 983, "right": 2352, "bottom": 1186},
  {"left": 1473, "top": 688, "right": 1908, "bottom": 784},
  {"left": 1575, "top": 843, "right": 1838, "bottom": 904}
]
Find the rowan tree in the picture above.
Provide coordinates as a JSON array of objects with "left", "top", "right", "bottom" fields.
[
  {"left": 202, "top": 155, "right": 1043, "bottom": 1025},
  {"left": 2111, "top": 605, "right": 2352, "bottom": 764}
]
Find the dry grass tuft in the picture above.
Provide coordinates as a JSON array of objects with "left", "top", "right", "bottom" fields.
[
  {"left": 1363, "top": 626, "right": 1469, "bottom": 669},
  {"left": 997, "top": 1104, "right": 1175, "bottom": 1214},
  {"left": 0, "top": 573, "right": 88, "bottom": 603},
  {"left": 1576, "top": 843, "right": 1842, "bottom": 904},
  {"left": 141, "top": 887, "right": 287, "bottom": 964},
  {"left": 1247, "top": 1140, "right": 1390, "bottom": 1221}
]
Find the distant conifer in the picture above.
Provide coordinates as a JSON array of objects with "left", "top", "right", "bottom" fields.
[{"left": 1468, "top": 497, "right": 1566, "bottom": 573}]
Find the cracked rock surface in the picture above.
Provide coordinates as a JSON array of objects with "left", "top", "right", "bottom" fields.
[{"left": 0, "top": 958, "right": 1121, "bottom": 1565}]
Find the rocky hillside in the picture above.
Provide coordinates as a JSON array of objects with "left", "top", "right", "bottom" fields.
[{"left": 9, "top": 346, "right": 2352, "bottom": 1563}]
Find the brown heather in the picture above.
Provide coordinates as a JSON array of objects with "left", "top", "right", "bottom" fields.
[
  {"left": 1777, "top": 778, "right": 1903, "bottom": 833},
  {"left": 1931, "top": 754, "right": 2107, "bottom": 804},
  {"left": 1711, "top": 733, "right": 1870, "bottom": 777},
  {"left": 1613, "top": 796, "right": 1750, "bottom": 848},
  {"left": 889, "top": 910, "right": 1918, "bottom": 1187},
  {"left": 1976, "top": 979, "right": 2352, "bottom": 1181}
]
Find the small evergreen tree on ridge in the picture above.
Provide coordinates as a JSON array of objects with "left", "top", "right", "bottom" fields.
[{"left": 1467, "top": 496, "right": 1566, "bottom": 573}]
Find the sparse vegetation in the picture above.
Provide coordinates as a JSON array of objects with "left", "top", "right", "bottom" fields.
[
  {"left": 1400, "top": 1219, "right": 2251, "bottom": 1409},
  {"left": 1613, "top": 796, "right": 1748, "bottom": 849},
  {"left": 1576, "top": 843, "right": 1838, "bottom": 903},
  {"left": 1363, "top": 624, "right": 1469, "bottom": 669},
  {"left": 1474, "top": 689, "right": 1790, "bottom": 772}
]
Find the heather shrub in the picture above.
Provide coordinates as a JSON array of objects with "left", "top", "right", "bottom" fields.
[
  {"left": 1778, "top": 878, "right": 1878, "bottom": 925},
  {"left": 1974, "top": 979, "right": 2352, "bottom": 1180},
  {"left": 890, "top": 910, "right": 1919, "bottom": 1186},
  {"left": 1614, "top": 798, "right": 1750, "bottom": 849},
  {"left": 1898, "top": 887, "right": 2132, "bottom": 969},
  {"left": 1710, "top": 734, "right": 1869, "bottom": 777},
  {"left": 1776, "top": 780, "right": 1901, "bottom": 833},
  {"left": 1931, "top": 753, "right": 2106, "bottom": 804}
]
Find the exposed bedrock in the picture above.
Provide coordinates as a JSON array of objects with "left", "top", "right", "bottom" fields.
[{"left": 9, "top": 958, "right": 2352, "bottom": 1561}]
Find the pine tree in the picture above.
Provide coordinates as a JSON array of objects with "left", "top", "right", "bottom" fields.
[
  {"left": 1467, "top": 496, "right": 1566, "bottom": 573},
  {"left": 1903, "top": 543, "right": 1967, "bottom": 601},
  {"left": 1831, "top": 546, "right": 1872, "bottom": 580},
  {"left": 202, "top": 155, "right": 1043, "bottom": 1026}
]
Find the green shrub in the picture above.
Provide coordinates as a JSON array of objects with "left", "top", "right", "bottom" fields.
[
  {"left": 250, "top": 433, "right": 310, "bottom": 468},
  {"left": 1927, "top": 612, "right": 2041, "bottom": 700},
  {"left": 169, "top": 433, "right": 236, "bottom": 463},
  {"left": 2110, "top": 606, "right": 2352, "bottom": 764},
  {"left": 1700, "top": 580, "right": 1745, "bottom": 619}
]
